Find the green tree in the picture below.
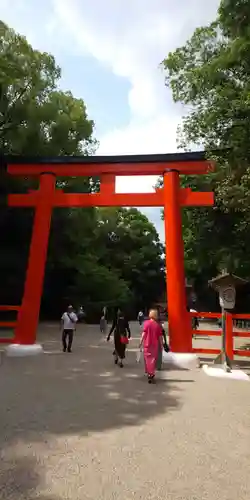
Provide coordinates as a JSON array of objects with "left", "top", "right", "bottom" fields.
[
  {"left": 94, "top": 207, "right": 165, "bottom": 311},
  {"left": 161, "top": 0, "right": 250, "bottom": 295},
  {"left": 43, "top": 207, "right": 133, "bottom": 319}
]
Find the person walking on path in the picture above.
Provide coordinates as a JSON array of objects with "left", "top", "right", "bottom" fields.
[
  {"left": 187, "top": 305, "right": 199, "bottom": 337},
  {"left": 190, "top": 308, "right": 199, "bottom": 332},
  {"left": 139, "top": 309, "right": 163, "bottom": 383},
  {"left": 100, "top": 306, "right": 108, "bottom": 334},
  {"left": 77, "top": 305, "right": 86, "bottom": 323},
  {"left": 137, "top": 310, "right": 144, "bottom": 327},
  {"left": 100, "top": 315, "right": 107, "bottom": 334},
  {"left": 107, "top": 308, "right": 131, "bottom": 368},
  {"left": 61, "top": 305, "right": 78, "bottom": 353}
]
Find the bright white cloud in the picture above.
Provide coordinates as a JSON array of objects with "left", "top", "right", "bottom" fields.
[{"left": 51, "top": 0, "right": 220, "bottom": 138}]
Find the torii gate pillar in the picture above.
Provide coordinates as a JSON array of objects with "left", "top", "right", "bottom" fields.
[
  {"left": 14, "top": 173, "right": 55, "bottom": 346},
  {"left": 164, "top": 170, "right": 192, "bottom": 352}
]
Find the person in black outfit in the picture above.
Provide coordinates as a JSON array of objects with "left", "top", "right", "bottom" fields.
[{"left": 107, "top": 308, "right": 131, "bottom": 367}]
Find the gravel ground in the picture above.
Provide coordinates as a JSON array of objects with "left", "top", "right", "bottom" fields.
[{"left": 0, "top": 322, "right": 249, "bottom": 500}]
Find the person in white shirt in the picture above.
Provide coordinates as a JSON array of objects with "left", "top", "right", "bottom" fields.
[{"left": 61, "top": 305, "right": 78, "bottom": 352}]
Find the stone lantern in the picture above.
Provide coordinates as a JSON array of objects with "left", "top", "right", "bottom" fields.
[{"left": 208, "top": 271, "right": 247, "bottom": 372}]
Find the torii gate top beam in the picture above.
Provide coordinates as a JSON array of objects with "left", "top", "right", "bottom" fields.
[{"left": 5, "top": 151, "right": 213, "bottom": 177}]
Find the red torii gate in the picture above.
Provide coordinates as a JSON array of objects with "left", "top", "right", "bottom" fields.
[{"left": 5, "top": 152, "right": 214, "bottom": 353}]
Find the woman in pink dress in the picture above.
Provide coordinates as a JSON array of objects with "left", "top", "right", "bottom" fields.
[{"left": 139, "top": 309, "right": 163, "bottom": 384}]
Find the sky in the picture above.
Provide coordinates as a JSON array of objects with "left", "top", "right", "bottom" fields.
[{"left": 0, "top": 0, "right": 220, "bottom": 240}]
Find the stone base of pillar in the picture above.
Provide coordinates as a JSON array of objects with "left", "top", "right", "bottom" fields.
[{"left": 5, "top": 344, "right": 43, "bottom": 357}]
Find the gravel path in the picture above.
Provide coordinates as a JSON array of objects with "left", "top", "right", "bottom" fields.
[{"left": 0, "top": 323, "right": 249, "bottom": 500}]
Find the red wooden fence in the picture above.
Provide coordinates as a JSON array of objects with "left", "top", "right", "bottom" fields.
[
  {"left": 0, "top": 306, "right": 20, "bottom": 344},
  {"left": 190, "top": 311, "right": 250, "bottom": 358}
]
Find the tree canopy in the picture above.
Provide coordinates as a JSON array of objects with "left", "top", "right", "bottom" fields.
[
  {"left": 0, "top": 21, "right": 165, "bottom": 321},
  {"left": 161, "top": 0, "right": 250, "bottom": 305}
]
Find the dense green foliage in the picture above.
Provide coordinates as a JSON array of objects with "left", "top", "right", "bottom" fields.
[
  {"left": 0, "top": 22, "right": 165, "bottom": 321},
  {"left": 44, "top": 206, "right": 164, "bottom": 319},
  {"left": 161, "top": 0, "right": 250, "bottom": 306}
]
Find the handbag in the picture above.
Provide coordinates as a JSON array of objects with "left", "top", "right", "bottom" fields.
[
  {"left": 164, "top": 342, "right": 170, "bottom": 353},
  {"left": 120, "top": 336, "right": 129, "bottom": 345}
]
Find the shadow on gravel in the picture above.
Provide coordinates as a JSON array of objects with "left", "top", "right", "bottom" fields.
[
  {"left": 0, "top": 328, "right": 187, "bottom": 498},
  {"left": 0, "top": 331, "right": 185, "bottom": 444},
  {"left": 0, "top": 455, "right": 60, "bottom": 500}
]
